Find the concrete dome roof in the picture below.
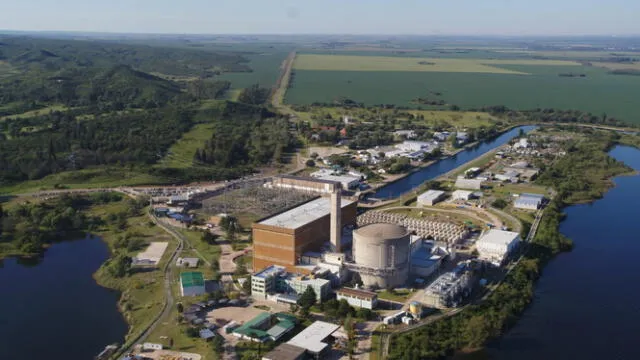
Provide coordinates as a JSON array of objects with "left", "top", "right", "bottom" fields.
[{"left": 354, "top": 223, "right": 409, "bottom": 240}]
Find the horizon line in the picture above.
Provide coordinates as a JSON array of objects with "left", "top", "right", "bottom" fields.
[{"left": 1, "top": 29, "right": 640, "bottom": 38}]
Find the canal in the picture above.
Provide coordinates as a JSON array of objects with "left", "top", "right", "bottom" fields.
[
  {"left": 0, "top": 236, "right": 128, "bottom": 359},
  {"left": 373, "top": 126, "right": 537, "bottom": 199},
  {"left": 488, "top": 145, "right": 640, "bottom": 360}
]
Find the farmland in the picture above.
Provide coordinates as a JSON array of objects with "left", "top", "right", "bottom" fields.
[
  {"left": 293, "top": 54, "right": 580, "bottom": 74},
  {"left": 218, "top": 51, "right": 290, "bottom": 91},
  {"left": 286, "top": 55, "right": 640, "bottom": 123}
]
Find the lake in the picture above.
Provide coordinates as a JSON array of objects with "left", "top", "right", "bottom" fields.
[
  {"left": 488, "top": 145, "right": 640, "bottom": 359},
  {"left": 0, "top": 236, "right": 128, "bottom": 359},
  {"left": 373, "top": 126, "right": 537, "bottom": 199}
]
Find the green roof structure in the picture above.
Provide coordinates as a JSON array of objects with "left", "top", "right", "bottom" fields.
[
  {"left": 233, "top": 312, "right": 298, "bottom": 341},
  {"left": 180, "top": 272, "right": 204, "bottom": 287}
]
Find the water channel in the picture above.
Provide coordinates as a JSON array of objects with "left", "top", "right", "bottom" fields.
[{"left": 373, "top": 126, "right": 537, "bottom": 199}]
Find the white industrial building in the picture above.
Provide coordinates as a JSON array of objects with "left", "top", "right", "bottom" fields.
[
  {"left": 423, "top": 269, "right": 473, "bottom": 308},
  {"left": 476, "top": 230, "right": 521, "bottom": 266},
  {"left": 336, "top": 287, "right": 378, "bottom": 309},
  {"left": 176, "top": 257, "right": 199, "bottom": 268},
  {"left": 451, "top": 190, "right": 474, "bottom": 201},
  {"left": 417, "top": 190, "right": 446, "bottom": 206},
  {"left": 287, "top": 321, "right": 341, "bottom": 358},
  {"left": 397, "top": 140, "right": 433, "bottom": 152},
  {"left": 455, "top": 177, "right": 483, "bottom": 190},
  {"left": 410, "top": 239, "right": 448, "bottom": 278},
  {"left": 514, "top": 193, "right": 544, "bottom": 210},
  {"left": 315, "top": 175, "right": 360, "bottom": 189},
  {"left": 394, "top": 130, "right": 418, "bottom": 139}
]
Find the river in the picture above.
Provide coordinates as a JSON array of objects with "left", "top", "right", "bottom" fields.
[
  {"left": 488, "top": 145, "right": 640, "bottom": 360},
  {"left": 373, "top": 126, "right": 537, "bottom": 199},
  {"left": 0, "top": 236, "right": 128, "bottom": 359}
]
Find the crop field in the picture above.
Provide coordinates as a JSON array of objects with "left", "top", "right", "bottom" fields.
[
  {"left": 293, "top": 54, "right": 579, "bottom": 74},
  {"left": 286, "top": 62, "right": 640, "bottom": 123},
  {"left": 218, "top": 51, "right": 289, "bottom": 90}
]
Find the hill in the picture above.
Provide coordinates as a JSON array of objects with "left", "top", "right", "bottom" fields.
[{"left": 80, "top": 65, "right": 183, "bottom": 109}]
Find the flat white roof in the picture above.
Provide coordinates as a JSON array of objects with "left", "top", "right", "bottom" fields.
[
  {"left": 134, "top": 242, "right": 168, "bottom": 264},
  {"left": 452, "top": 190, "right": 473, "bottom": 197},
  {"left": 477, "top": 229, "right": 520, "bottom": 246},
  {"left": 287, "top": 321, "right": 340, "bottom": 354},
  {"left": 317, "top": 174, "right": 360, "bottom": 184},
  {"left": 418, "top": 190, "right": 445, "bottom": 201},
  {"left": 259, "top": 197, "right": 355, "bottom": 230}
]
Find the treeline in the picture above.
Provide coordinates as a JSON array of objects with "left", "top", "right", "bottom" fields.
[
  {"left": 193, "top": 101, "right": 297, "bottom": 168},
  {"left": 0, "top": 192, "right": 122, "bottom": 255},
  {"left": 387, "top": 129, "right": 632, "bottom": 359},
  {"left": 0, "top": 107, "right": 193, "bottom": 183},
  {"left": 474, "top": 105, "right": 631, "bottom": 127}
]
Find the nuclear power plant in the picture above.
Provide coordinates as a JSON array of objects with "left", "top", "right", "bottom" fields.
[
  {"left": 252, "top": 175, "right": 466, "bottom": 299},
  {"left": 349, "top": 223, "right": 411, "bottom": 289}
]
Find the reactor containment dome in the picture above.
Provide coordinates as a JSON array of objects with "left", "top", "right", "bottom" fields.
[{"left": 351, "top": 223, "right": 410, "bottom": 289}]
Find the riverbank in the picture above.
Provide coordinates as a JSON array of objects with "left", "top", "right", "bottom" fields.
[
  {"left": 0, "top": 194, "right": 173, "bottom": 353},
  {"left": 487, "top": 145, "right": 640, "bottom": 360},
  {"left": 387, "top": 128, "right": 637, "bottom": 359}
]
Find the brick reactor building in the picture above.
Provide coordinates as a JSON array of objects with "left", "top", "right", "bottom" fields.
[{"left": 252, "top": 191, "right": 357, "bottom": 272}]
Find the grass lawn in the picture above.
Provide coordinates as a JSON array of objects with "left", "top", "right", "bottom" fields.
[
  {"left": 159, "top": 123, "right": 216, "bottom": 168},
  {"left": 490, "top": 183, "right": 549, "bottom": 196},
  {"left": 377, "top": 289, "right": 414, "bottom": 303},
  {"left": 293, "top": 54, "right": 579, "bottom": 74},
  {"left": 0, "top": 104, "right": 68, "bottom": 120},
  {"left": 0, "top": 167, "right": 168, "bottom": 194},
  {"left": 290, "top": 106, "right": 500, "bottom": 130}
]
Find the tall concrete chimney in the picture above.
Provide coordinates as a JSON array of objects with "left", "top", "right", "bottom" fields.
[{"left": 330, "top": 185, "right": 342, "bottom": 252}]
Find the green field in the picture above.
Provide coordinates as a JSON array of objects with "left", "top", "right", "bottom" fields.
[
  {"left": 0, "top": 168, "right": 168, "bottom": 194},
  {"left": 286, "top": 64, "right": 640, "bottom": 123},
  {"left": 293, "top": 54, "right": 579, "bottom": 74},
  {"left": 218, "top": 52, "right": 289, "bottom": 90},
  {"left": 158, "top": 122, "right": 215, "bottom": 168}
]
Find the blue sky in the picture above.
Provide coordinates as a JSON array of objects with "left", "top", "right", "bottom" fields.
[{"left": 2, "top": 0, "right": 638, "bottom": 35}]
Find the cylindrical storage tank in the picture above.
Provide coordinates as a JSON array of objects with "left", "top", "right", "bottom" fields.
[
  {"left": 353, "top": 223, "right": 410, "bottom": 289},
  {"left": 409, "top": 301, "right": 423, "bottom": 317}
]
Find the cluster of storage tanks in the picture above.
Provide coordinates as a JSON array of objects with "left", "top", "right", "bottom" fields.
[
  {"left": 357, "top": 211, "right": 468, "bottom": 244},
  {"left": 382, "top": 302, "right": 424, "bottom": 325}
]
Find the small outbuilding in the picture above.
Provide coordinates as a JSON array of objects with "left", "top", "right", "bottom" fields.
[
  {"left": 180, "top": 272, "right": 206, "bottom": 297},
  {"left": 417, "top": 190, "right": 446, "bottom": 206}
]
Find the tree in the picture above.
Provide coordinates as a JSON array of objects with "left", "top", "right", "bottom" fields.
[
  {"left": 108, "top": 254, "right": 132, "bottom": 278},
  {"left": 305, "top": 159, "right": 316, "bottom": 167},
  {"left": 185, "top": 327, "right": 199, "bottom": 338},
  {"left": 492, "top": 199, "right": 508, "bottom": 209},
  {"left": 176, "top": 302, "right": 184, "bottom": 313},
  {"left": 242, "top": 277, "right": 252, "bottom": 294},
  {"left": 297, "top": 286, "right": 317, "bottom": 309},
  {"left": 344, "top": 315, "right": 358, "bottom": 359},
  {"left": 210, "top": 258, "right": 220, "bottom": 271},
  {"left": 449, "top": 133, "right": 459, "bottom": 149},
  {"left": 464, "top": 315, "right": 491, "bottom": 348},
  {"left": 310, "top": 152, "right": 319, "bottom": 159}
]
